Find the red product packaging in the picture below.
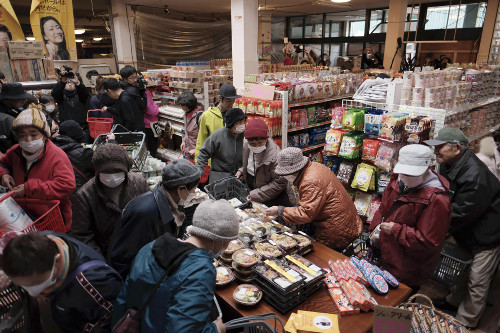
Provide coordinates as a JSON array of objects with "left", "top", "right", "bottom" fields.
[
  {"left": 353, "top": 281, "right": 378, "bottom": 310},
  {"left": 362, "top": 139, "right": 380, "bottom": 162},
  {"left": 347, "top": 280, "right": 371, "bottom": 312},
  {"left": 328, "top": 260, "right": 349, "bottom": 282},
  {"left": 344, "top": 260, "right": 369, "bottom": 286},
  {"left": 324, "top": 272, "right": 340, "bottom": 289},
  {"left": 327, "top": 288, "right": 360, "bottom": 316},
  {"left": 340, "top": 280, "right": 370, "bottom": 311}
]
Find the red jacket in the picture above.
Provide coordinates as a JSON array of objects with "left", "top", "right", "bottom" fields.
[
  {"left": 0, "top": 140, "right": 76, "bottom": 231},
  {"left": 369, "top": 171, "right": 451, "bottom": 287}
]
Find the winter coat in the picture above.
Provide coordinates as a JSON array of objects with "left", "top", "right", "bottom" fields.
[
  {"left": 0, "top": 101, "right": 19, "bottom": 153},
  {"left": 52, "top": 81, "right": 90, "bottom": 127},
  {"left": 109, "top": 185, "right": 178, "bottom": 279},
  {"left": 195, "top": 106, "right": 225, "bottom": 163},
  {"left": 112, "top": 234, "right": 218, "bottom": 333},
  {"left": 115, "top": 90, "right": 145, "bottom": 132},
  {"left": 368, "top": 171, "right": 451, "bottom": 287},
  {"left": 476, "top": 136, "right": 500, "bottom": 181},
  {"left": 196, "top": 127, "right": 244, "bottom": 177},
  {"left": 144, "top": 91, "right": 159, "bottom": 129},
  {"left": 0, "top": 140, "right": 75, "bottom": 231},
  {"left": 51, "top": 135, "right": 94, "bottom": 203},
  {"left": 88, "top": 92, "right": 114, "bottom": 119},
  {"left": 183, "top": 105, "right": 204, "bottom": 152},
  {"left": 239, "top": 138, "right": 289, "bottom": 203},
  {"left": 440, "top": 148, "right": 500, "bottom": 249},
  {"left": 43, "top": 231, "right": 122, "bottom": 333},
  {"left": 69, "top": 172, "right": 149, "bottom": 258},
  {"left": 281, "top": 161, "right": 362, "bottom": 250}
]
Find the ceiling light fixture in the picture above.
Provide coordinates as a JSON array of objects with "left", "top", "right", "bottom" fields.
[
  {"left": 93, "top": 37, "right": 103, "bottom": 41},
  {"left": 76, "top": 39, "right": 83, "bottom": 43},
  {"left": 75, "top": 29, "right": 85, "bottom": 35},
  {"left": 331, "top": 0, "right": 351, "bottom": 2},
  {"left": 26, "top": 37, "right": 35, "bottom": 41}
]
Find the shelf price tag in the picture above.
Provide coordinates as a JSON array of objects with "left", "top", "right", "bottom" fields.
[{"left": 373, "top": 305, "right": 412, "bottom": 333}]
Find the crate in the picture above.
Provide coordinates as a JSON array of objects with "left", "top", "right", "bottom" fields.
[
  {"left": 87, "top": 110, "right": 113, "bottom": 139},
  {"left": 433, "top": 241, "right": 473, "bottom": 286},
  {"left": 204, "top": 177, "right": 251, "bottom": 209},
  {"left": 92, "top": 125, "right": 148, "bottom": 172}
]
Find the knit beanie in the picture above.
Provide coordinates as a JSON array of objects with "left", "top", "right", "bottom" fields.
[
  {"left": 12, "top": 109, "right": 51, "bottom": 137},
  {"left": 275, "top": 147, "right": 309, "bottom": 175},
  {"left": 92, "top": 143, "right": 132, "bottom": 173},
  {"left": 59, "top": 120, "right": 85, "bottom": 142},
  {"left": 245, "top": 118, "right": 269, "bottom": 139},
  {"left": 186, "top": 199, "right": 239, "bottom": 242},
  {"left": 224, "top": 108, "right": 247, "bottom": 129},
  {"left": 162, "top": 159, "right": 201, "bottom": 188}
]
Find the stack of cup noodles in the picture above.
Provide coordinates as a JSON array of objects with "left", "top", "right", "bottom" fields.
[{"left": 492, "top": 65, "right": 500, "bottom": 96}]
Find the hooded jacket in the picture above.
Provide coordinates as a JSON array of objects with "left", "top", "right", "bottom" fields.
[
  {"left": 52, "top": 81, "right": 90, "bottom": 127},
  {"left": 43, "top": 231, "right": 122, "bottom": 333},
  {"left": 112, "top": 234, "right": 218, "bottom": 333},
  {"left": 51, "top": 135, "right": 94, "bottom": 203},
  {"left": 280, "top": 161, "right": 362, "bottom": 250},
  {"left": 0, "top": 140, "right": 75, "bottom": 231},
  {"left": 194, "top": 106, "right": 225, "bottom": 163},
  {"left": 115, "top": 90, "right": 145, "bottom": 132},
  {"left": 89, "top": 92, "right": 115, "bottom": 119},
  {"left": 439, "top": 148, "right": 500, "bottom": 249},
  {"left": 196, "top": 127, "right": 244, "bottom": 176},
  {"left": 368, "top": 171, "right": 451, "bottom": 287},
  {"left": 144, "top": 91, "right": 159, "bottom": 129},
  {"left": 476, "top": 136, "right": 500, "bottom": 181},
  {"left": 0, "top": 101, "right": 19, "bottom": 153},
  {"left": 69, "top": 172, "right": 149, "bottom": 258}
]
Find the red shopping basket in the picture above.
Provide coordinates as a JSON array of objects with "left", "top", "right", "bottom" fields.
[
  {"left": 0, "top": 192, "right": 66, "bottom": 237},
  {"left": 87, "top": 110, "right": 113, "bottom": 139}
]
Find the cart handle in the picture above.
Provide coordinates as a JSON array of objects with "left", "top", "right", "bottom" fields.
[
  {"left": 0, "top": 191, "right": 15, "bottom": 204},
  {"left": 110, "top": 124, "right": 132, "bottom": 134}
]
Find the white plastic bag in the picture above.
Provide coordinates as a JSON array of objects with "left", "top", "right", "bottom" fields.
[{"left": 0, "top": 197, "right": 33, "bottom": 233}]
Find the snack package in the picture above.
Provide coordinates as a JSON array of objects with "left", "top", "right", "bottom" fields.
[
  {"left": 379, "top": 113, "right": 408, "bottom": 141},
  {"left": 324, "top": 129, "right": 345, "bottom": 155},
  {"left": 324, "top": 155, "right": 342, "bottom": 173},
  {"left": 366, "top": 196, "right": 382, "bottom": 222},
  {"left": 364, "top": 110, "right": 385, "bottom": 136},
  {"left": 338, "top": 131, "right": 364, "bottom": 159},
  {"left": 374, "top": 142, "right": 398, "bottom": 172},
  {"left": 342, "top": 108, "right": 365, "bottom": 131},
  {"left": 405, "top": 116, "right": 434, "bottom": 144},
  {"left": 307, "top": 106, "right": 316, "bottom": 125},
  {"left": 309, "top": 126, "right": 329, "bottom": 145},
  {"left": 299, "top": 133, "right": 310, "bottom": 148},
  {"left": 353, "top": 192, "right": 373, "bottom": 216},
  {"left": 336, "top": 161, "right": 356, "bottom": 186},
  {"left": 331, "top": 107, "right": 345, "bottom": 129},
  {"left": 376, "top": 171, "right": 391, "bottom": 194},
  {"left": 361, "top": 139, "right": 380, "bottom": 162},
  {"left": 351, "top": 163, "right": 376, "bottom": 192}
]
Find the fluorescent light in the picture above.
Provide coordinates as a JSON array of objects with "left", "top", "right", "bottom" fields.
[
  {"left": 76, "top": 39, "right": 83, "bottom": 43},
  {"left": 93, "top": 37, "right": 102, "bottom": 41},
  {"left": 26, "top": 37, "right": 36, "bottom": 41},
  {"left": 331, "top": 0, "right": 351, "bottom": 2},
  {"left": 75, "top": 29, "right": 86, "bottom": 35}
]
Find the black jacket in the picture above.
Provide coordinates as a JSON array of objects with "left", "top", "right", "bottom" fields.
[
  {"left": 51, "top": 135, "right": 94, "bottom": 203},
  {"left": 440, "top": 149, "right": 500, "bottom": 249},
  {"left": 115, "top": 89, "right": 145, "bottom": 132},
  {"left": 52, "top": 81, "right": 90, "bottom": 127},
  {"left": 43, "top": 231, "right": 122, "bottom": 333},
  {"left": 89, "top": 92, "right": 116, "bottom": 120},
  {"left": 0, "top": 101, "right": 18, "bottom": 153}
]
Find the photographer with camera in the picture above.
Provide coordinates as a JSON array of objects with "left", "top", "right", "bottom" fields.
[{"left": 51, "top": 65, "right": 90, "bottom": 142}]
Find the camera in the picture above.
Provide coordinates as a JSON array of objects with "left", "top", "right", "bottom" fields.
[
  {"left": 136, "top": 72, "right": 148, "bottom": 92},
  {"left": 56, "top": 65, "right": 75, "bottom": 79}
]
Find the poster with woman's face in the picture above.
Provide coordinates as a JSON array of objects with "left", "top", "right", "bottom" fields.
[
  {"left": 30, "top": 0, "right": 77, "bottom": 60},
  {"left": 0, "top": 1, "right": 25, "bottom": 43}
]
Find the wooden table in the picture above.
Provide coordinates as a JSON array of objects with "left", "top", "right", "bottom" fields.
[{"left": 216, "top": 242, "right": 412, "bottom": 333}]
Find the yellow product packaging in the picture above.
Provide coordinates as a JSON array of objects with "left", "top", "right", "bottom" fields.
[
  {"left": 351, "top": 163, "right": 376, "bottom": 192},
  {"left": 295, "top": 310, "right": 340, "bottom": 333},
  {"left": 285, "top": 313, "right": 298, "bottom": 333}
]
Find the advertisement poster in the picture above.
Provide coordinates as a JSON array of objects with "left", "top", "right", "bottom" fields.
[
  {"left": 30, "top": 0, "right": 77, "bottom": 60},
  {"left": 0, "top": 0, "right": 25, "bottom": 43}
]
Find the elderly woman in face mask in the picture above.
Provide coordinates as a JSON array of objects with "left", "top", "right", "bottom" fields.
[
  {"left": 0, "top": 109, "right": 76, "bottom": 231},
  {"left": 235, "top": 118, "right": 292, "bottom": 207}
]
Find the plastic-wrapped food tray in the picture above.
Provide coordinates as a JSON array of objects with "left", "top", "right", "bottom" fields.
[
  {"left": 253, "top": 240, "right": 284, "bottom": 260},
  {"left": 268, "top": 232, "right": 299, "bottom": 255},
  {"left": 252, "top": 262, "right": 306, "bottom": 296}
]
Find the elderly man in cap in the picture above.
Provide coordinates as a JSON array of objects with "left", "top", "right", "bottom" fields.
[
  {"left": 109, "top": 159, "right": 202, "bottom": 279},
  {"left": 369, "top": 144, "right": 451, "bottom": 292},
  {"left": 0, "top": 83, "right": 32, "bottom": 153},
  {"left": 196, "top": 108, "right": 246, "bottom": 184},
  {"left": 425, "top": 127, "right": 500, "bottom": 329}
]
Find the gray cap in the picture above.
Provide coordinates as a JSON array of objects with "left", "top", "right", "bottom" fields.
[
  {"left": 424, "top": 126, "right": 468, "bottom": 146},
  {"left": 275, "top": 147, "right": 309, "bottom": 176},
  {"left": 187, "top": 199, "right": 239, "bottom": 242},
  {"left": 162, "top": 159, "right": 201, "bottom": 188}
]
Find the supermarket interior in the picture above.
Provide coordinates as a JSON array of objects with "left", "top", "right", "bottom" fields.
[{"left": 0, "top": 0, "right": 500, "bottom": 332}]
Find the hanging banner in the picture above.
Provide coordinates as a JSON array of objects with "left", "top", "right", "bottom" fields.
[
  {"left": 0, "top": 0, "right": 25, "bottom": 43},
  {"left": 30, "top": 0, "right": 76, "bottom": 60}
]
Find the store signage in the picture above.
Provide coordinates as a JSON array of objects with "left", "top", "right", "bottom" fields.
[
  {"left": 0, "top": 0, "right": 25, "bottom": 41},
  {"left": 30, "top": 0, "right": 77, "bottom": 60},
  {"left": 373, "top": 305, "right": 412, "bottom": 333},
  {"left": 243, "top": 83, "right": 275, "bottom": 101}
]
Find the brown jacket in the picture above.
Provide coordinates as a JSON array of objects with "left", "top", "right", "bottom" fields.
[
  {"left": 239, "top": 138, "right": 289, "bottom": 203},
  {"left": 281, "top": 161, "right": 362, "bottom": 249}
]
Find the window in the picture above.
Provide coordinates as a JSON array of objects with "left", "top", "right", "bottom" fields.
[
  {"left": 305, "top": 15, "right": 323, "bottom": 38},
  {"left": 349, "top": 21, "right": 365, "bottom": 37},
  {"left": 425, "top": 2, "right": 487, "bottom": 30},
  {"left": 289, "top": 17, "right": 304, "bottom": 38},
  {"left": 271, "top": 17, "right": 285, "bottom": 43}
]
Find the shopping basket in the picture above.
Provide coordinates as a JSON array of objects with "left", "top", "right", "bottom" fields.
[
  {"left": 0, "top": 192, "right": 65, "bottom": 238},
  {"left": 204, "top": 176, "right": 251, "bottom": 209},
  {"left": 87, "top": 110, "right": 113, "bottom": 139},
  {"left": 432, "top": 240, "right": 473, "bottom": 286},
  {"left": 0, "top": 286, "right": 26, "bottom": 332},
  {"left": 341, "top": 232, "right": 379, "bottom": 264},
  {"left": 92, "top": 124, "right": 148, "bottom": 172},
  {"left": 225, "top": 313, "right": 285, "bottom": 333}
]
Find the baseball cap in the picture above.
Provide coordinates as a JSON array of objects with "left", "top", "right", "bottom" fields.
[
  {"left": 393, "top": 144, "right": 432, "bottom": 176},
  {"left": 219, "top": 84, "right": 241, "bottom": 99},
  {"left": 424, "top": 127, "right": 468, "bottom": 146}
]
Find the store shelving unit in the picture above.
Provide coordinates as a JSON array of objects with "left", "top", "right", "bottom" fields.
[
  {"left": 489, "top": 6, "right": 500, "bottom": 65},
  {"left": 288, "top": 121, "right": 331, "bottom": 133}
]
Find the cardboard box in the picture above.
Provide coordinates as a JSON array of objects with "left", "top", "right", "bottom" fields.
[
  {"left": 42, "top": 59, "right": 56, "bottom": 80},
  {"left": 8, "top": 41, "right": 44, "bottom": 60},
  {"left": 0, "top": 46, "right": 13, "bottom": 82}
]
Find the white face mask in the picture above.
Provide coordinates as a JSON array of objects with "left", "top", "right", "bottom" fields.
[
  {"left": 45, "top": 104, "right": 56, "bottom": 113},
  {"left": 100, "top": 172, "right": 126, "bottom": 188},
  {"left": 283, "top": 174, "right": 297, "bottom": 183},
  {"left": 234, "top": 124, "right": 246, "bottom": 134},
  {"left": 178, "top": 187, "right": 196, "bottom": 207},
  {"left": 399, "top": 173, "right": 426, "bottom": 189},
  {"left": 19, "top": 138, "right": 45, "bottom": 154},
  {"left": 248, "top": 144, "right": 266, "bottom": 154},
  {"left": 21, "top": 258, "right": 57, "bottom": 296}
]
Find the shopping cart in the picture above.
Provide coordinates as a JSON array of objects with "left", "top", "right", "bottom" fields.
[
  {"left": 87, "top": 110, "right": 113, "bottom": 139},
  {"left": 92, "top": 124, "right": 148, "bottom": 172},
  {"left": 0, "top": 286, "right": 27, "bottom": 332},
  {"left": 204, "top": 176, "right": 251, "bottom": 209},
  {"left": 432, "top": 240, "right": 473, "bottom": 286},
  {"left": 225, "top": 313, "right": 285, "bottom": 333}
]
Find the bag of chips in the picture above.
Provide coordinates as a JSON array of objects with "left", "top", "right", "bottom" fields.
[
  {"left": 367, "top": 197, "right": 382, "bottom": 223},
  {"left": 374, "top": 142, "right": 398, "bottom": 172},
  {"left": 354, "top": 192, "right": 374, "bottom": 216},
  {"left": 324, "top": 129, "right": 344, "bottom": 155},
  {"left": 379, "top": 113, "right": 408, "bottom": 141},
  {"left": 307, "top": 107, "right": 316, "bottom": 125},
  {"left": 362, "top": 139, "right": 380, "bottom": 162},
  {"left": 339, "top": 131, "right": 364, "bottom": 160},
  {"left": 342, "top": 108, "right": 365, "bottom": 131},
  {"left": 336, "top": 161, "right": 357, "bottom": 186},
  {"left": 377, "top": 172, "right": 391, "bottom": 194},
  {"left": 364, "top": 109, "right": 385, "bottom": 136},
  {"left": 331, "top": 107, "right": 345, "bottom": 129},
  {"left": 324, "top": 155, "right": 342, "bottom": 173},
  {"left": 351, "top": 163, "right": 377, "bottom": 192}
]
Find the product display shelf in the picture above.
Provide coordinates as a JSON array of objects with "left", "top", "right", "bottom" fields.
[
  {"left": 301, "top": 144, "right": 325, "bottom": 152},
  {"left": 20, "top": 80, "right": 57, "bottom": 89},
  {"left": 288, "top": 95, "right": 354, "bottom": 108},
  {"left": 445, "top": 96, "right": 500, "bottom": 117},
  {"left": 488, "top": 8, "right": 500, "bottom": 65},
  {"left": 288, "top": 121, "right": 331, "bottom": 133}
]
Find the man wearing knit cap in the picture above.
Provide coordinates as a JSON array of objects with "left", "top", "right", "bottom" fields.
[
  {"left": 236, "top": 118, "right": 292, "bottom": 206},
  {"left": 109, "top": 159, "right": 202, "bottom": 279},
  {"left": 0, "top": 108, "right": 75, "bottom": 230},
  {"left": 266, "top": 147, "right": 362, "bottom": 250},
  {"left": 197, "top": 108, "right": 247, "bottom": 183},
  {"left": 113, "top": 199, "right": 237, "bottom": 333},
  {"left": 70, "top": 143, "right": 149, "bottom": 258}
]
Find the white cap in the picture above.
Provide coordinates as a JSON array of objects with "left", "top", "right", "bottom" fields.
[{"left": 393, "top": 144, "right": 432, "bottom": 176}]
